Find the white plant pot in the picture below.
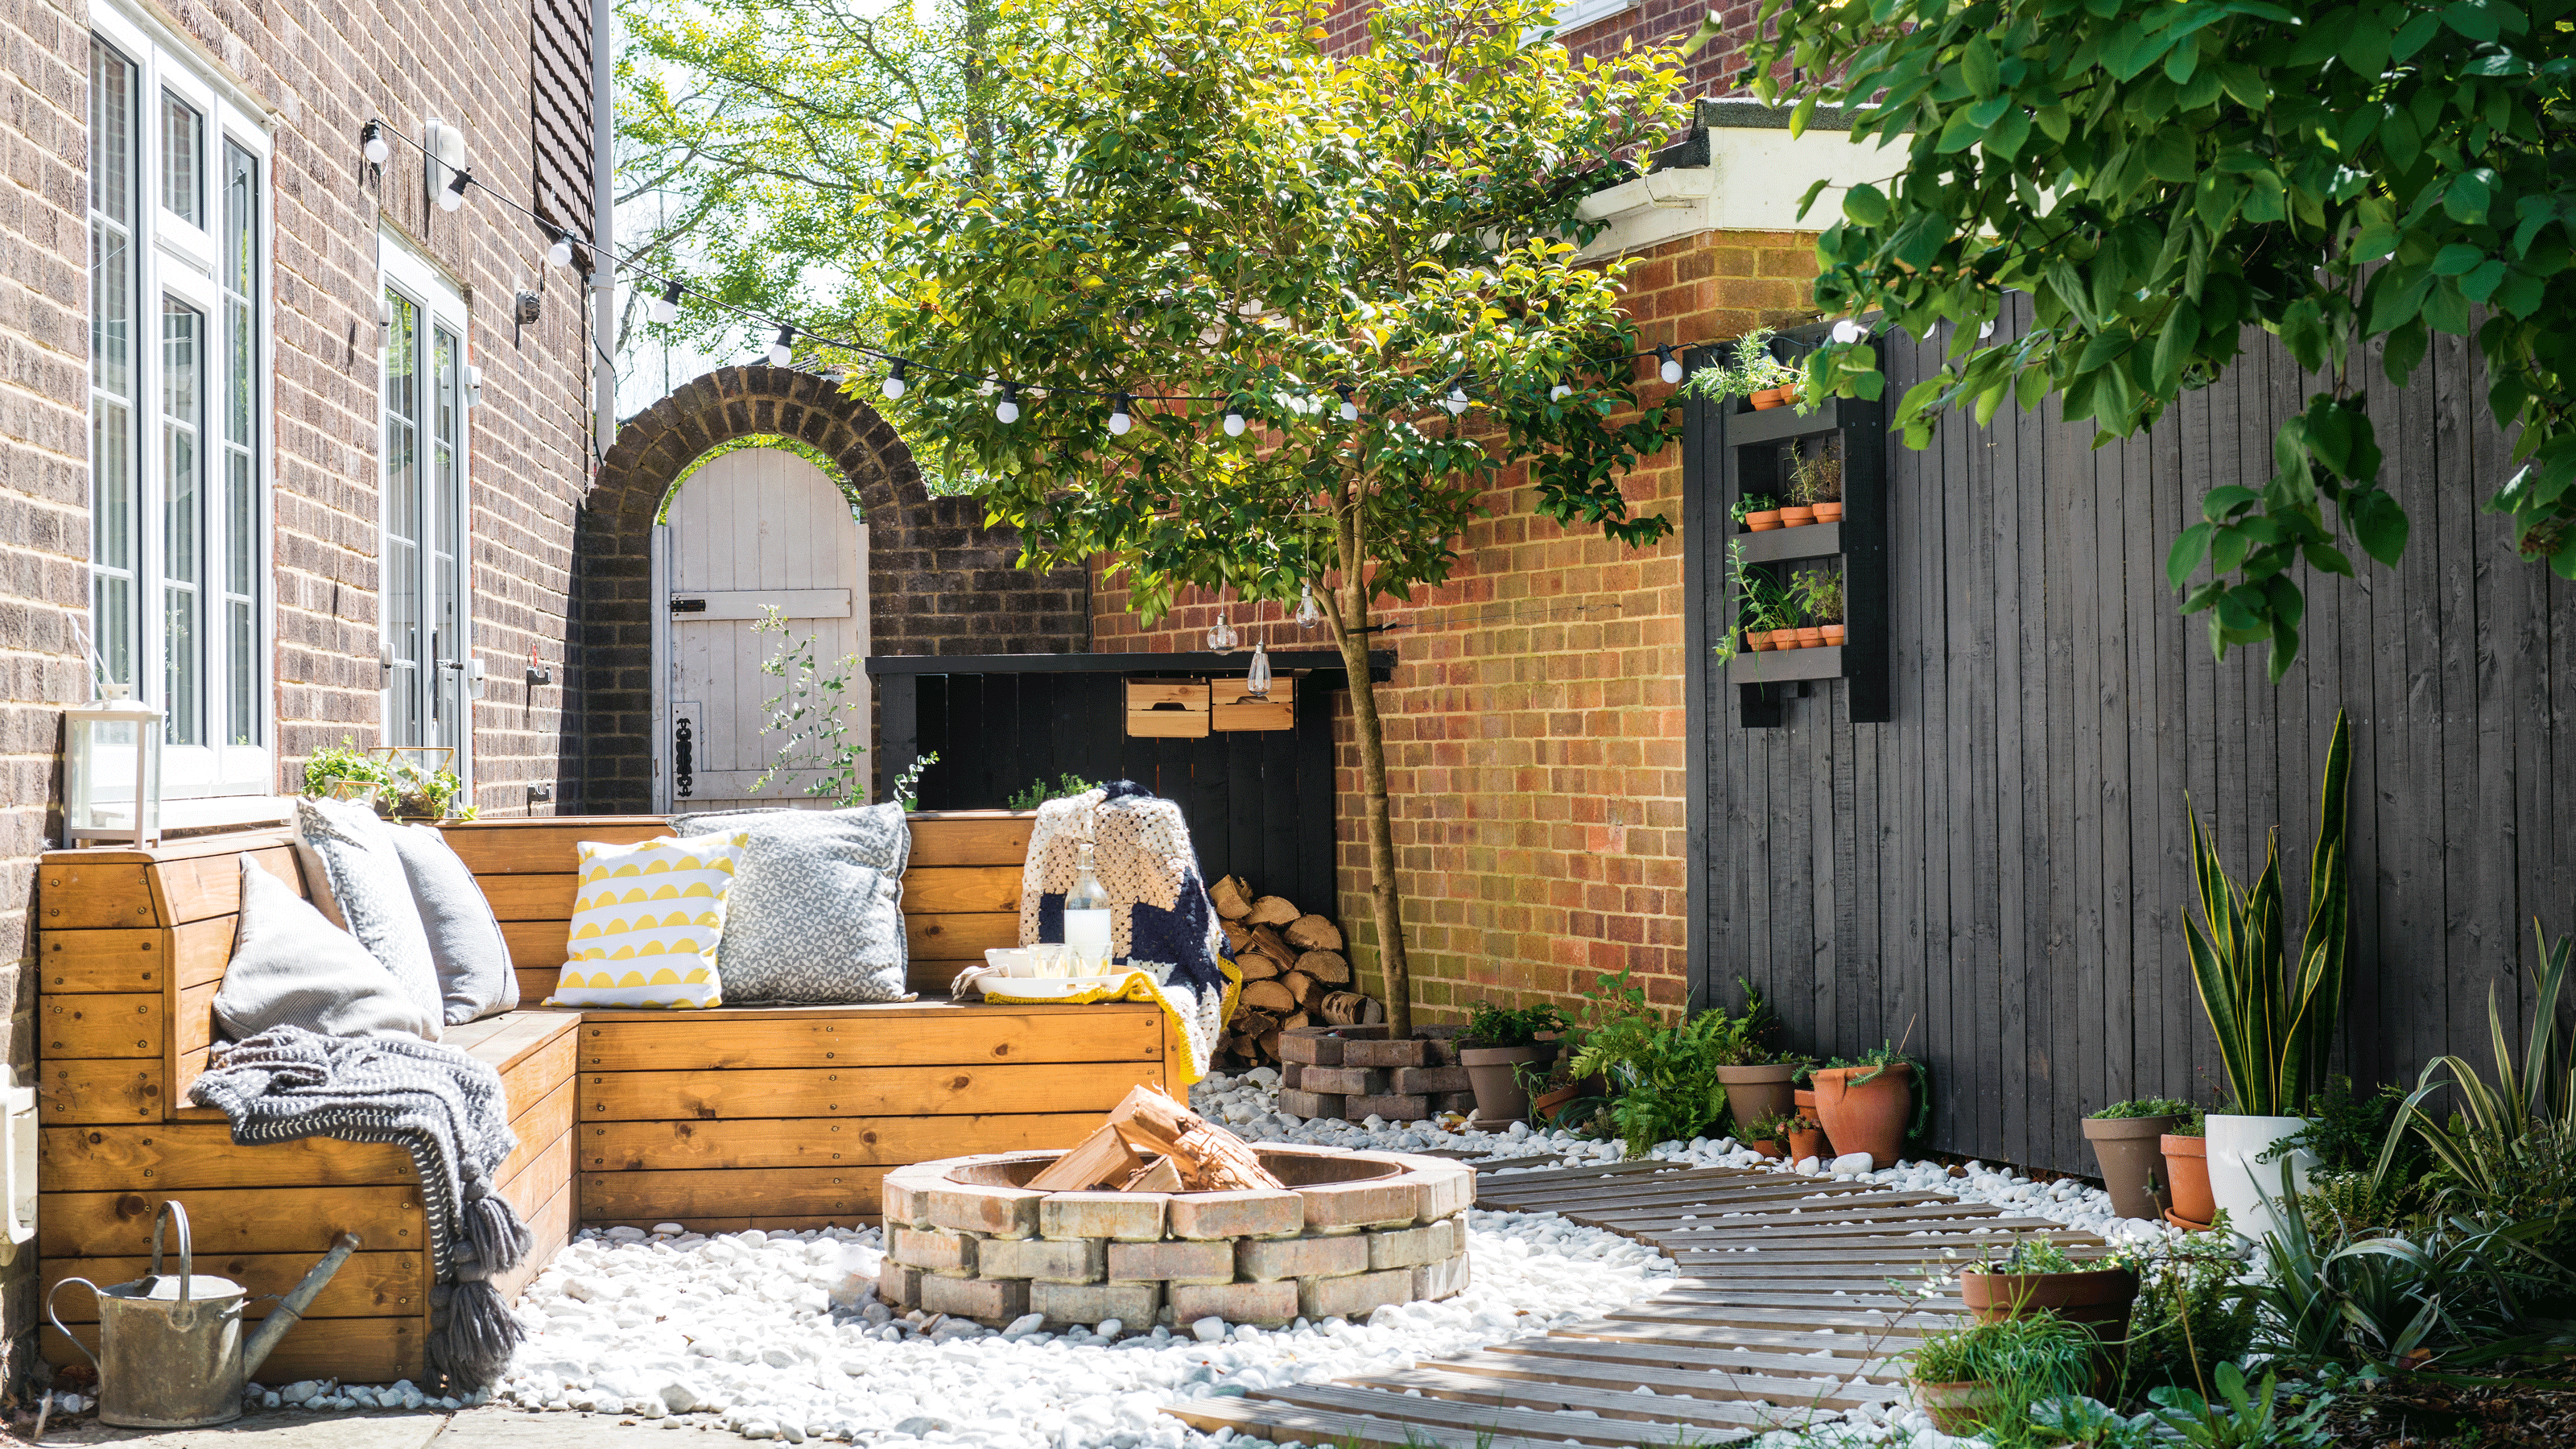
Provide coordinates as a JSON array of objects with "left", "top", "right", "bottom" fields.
[{"left": 2204, "top": 1113, "right": 2316, "bottom": 1244}]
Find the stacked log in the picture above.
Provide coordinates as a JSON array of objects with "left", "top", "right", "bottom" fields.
[{"left": 1211, "top": 874, "right": 1385, "bottom": 1071}]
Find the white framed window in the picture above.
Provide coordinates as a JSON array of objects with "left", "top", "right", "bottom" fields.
[
  {"left": 378, "top": 229, "right": 473, "bottom": 782},
  {"left": 88, "top": 4, "right": 273, "bottom": 802},
  {"left": 1550, "top": 0, "right": 1633, "bottom": 33}
]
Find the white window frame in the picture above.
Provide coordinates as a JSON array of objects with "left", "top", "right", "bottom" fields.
[
  {"left": 376, "top": 226, "right": 476, "bottom": 794},
  {"left": 1550, "top": 0, "right": 1633, "bottom": 33},
  {"left": 88, "top": 2, "right": 275, "bottom": 802}
]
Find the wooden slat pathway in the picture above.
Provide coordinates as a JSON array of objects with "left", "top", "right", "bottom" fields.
[{"left": 1164, "top": 1158, "right": 2107, "bottom": 1447}]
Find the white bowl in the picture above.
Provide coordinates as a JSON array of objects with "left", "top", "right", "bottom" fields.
[{"left": 984, "top": 947, "right": 1035, "bottom": 977}]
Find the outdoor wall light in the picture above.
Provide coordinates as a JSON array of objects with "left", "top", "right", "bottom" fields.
[{"left": 651, "top": 281, "right": 683, "bottom": 325}]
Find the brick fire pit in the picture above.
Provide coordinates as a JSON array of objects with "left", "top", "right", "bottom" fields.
[{"left": 877, "top": 1145, "right": 1475, "bottom": 1330}]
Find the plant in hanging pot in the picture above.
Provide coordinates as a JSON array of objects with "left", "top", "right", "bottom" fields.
[
  {"left": 1792, "top": 567, "right": 1845, "bottom": 649},
  {"left": 1906, "top": 1312, "right": 2096, "bottom": 1438},
  {"left": 1459, "top": 1000, "right": 1568, "bottom": 1127},
  {"left": 2084, "top": 1096, "right": 2199, "bottom": 1222},
  {"left": 2184, "top": 711, "right": 2354, "bottom": 1244},
  {"left": 1791, "top": 447, "right": 1844, "bottom": 522},
  {"left": 2160, "top": 1107, "right": 2216, "bottom": 1229},
  {"left": 1809, "top": 1039, "right": 1926, "bottom": 1170},
  {"left": 1735, "top": 493, "right": 1784, "bottom": 532}
]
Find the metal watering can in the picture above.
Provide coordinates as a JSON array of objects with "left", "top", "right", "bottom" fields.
[{"left": 47, "top": 1201, "right": 361, "bottom": 1428}]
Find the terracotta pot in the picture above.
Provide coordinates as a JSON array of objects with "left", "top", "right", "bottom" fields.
[
  {"left": 1813, "top": 501, "right": 1844, "bottom": 522},
  {"left": 1794, "top": 627, "right": 1826, "bottom": 649},
  {"left": 1781, "top": 505, "right": 1817, "bottom": 526},
  {"left": 1745, "top": 1139, "right": 1786, "bottom": 1160},
  {"left": 1533, "top": 1075, "right": 1604, "bottom": 1123},
  {"left": 1789, "top": 1089, "right": 1832, "bottom": 1156},
  {"left": 1809, "top": 1063, "right": 1913, "bottom": 1167},
  {"left": 1745, "top": 510, "right": 1783, "bottom": 530},
  {"left": 1820, "top": 624, "right": 1847, "bottom": 646},
  {"left": 2164, "top": 1207, "right": 2215, "bottom": 1232},
  {"left": 1715, "top": 1063, "right": 1798, "bottom": 1137},
  {"left": 2161, "top": 1133, "right": 2215, "bottom": 1227},
  {"left": 1750, "top": 387, "right": 1786, "bottom": 410},
  {"left": 1460, "top": 1043, "right": 1557, "bottom": 1127},
  {"left": 1779, "top": 382, "right": 1802, "bottom": 405},
  {"left": 1747, "top": 630, "right": 1775, "bottom": 652},
  {"left": 2083, "top": 1114, "right": 2177, "bottom": 1220},
  {"left": 1910, "top": 1381, "right": 2005, "bottom": 1437},
  {"left": 1960, "top": 1267, "right": 2140, "bottom": 1332},
  {"left": 1787, "top": 1124, "right": 1827, "bottom": 1162}
]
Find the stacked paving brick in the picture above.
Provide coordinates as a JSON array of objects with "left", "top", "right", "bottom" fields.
[
  {"left": 1275, "top": 1025, "right": 1477, "bottom": 1123},
  {"left": 877, "top": 1146, "right": 1473, "bottom": 1329}
]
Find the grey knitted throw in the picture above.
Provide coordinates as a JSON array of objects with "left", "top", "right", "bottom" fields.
[{"left": 188, "top": 1026, "right": 532, "bottom": 1388}]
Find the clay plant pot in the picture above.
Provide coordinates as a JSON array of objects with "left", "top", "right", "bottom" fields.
[
  {"left": 1809, "top": 1063, "right": 1913, "bottom": 1168},
  {"left": 1749, "top": 387, "right": 1787, "bottom": 410},
  {"left": 1960, "top": 1266, "right": 2140, "bottom": 1333},
  {"left": 2083, "top": 1114, "right": 2177, "bottom": 1221},
  {"left": 1789, "top": 1089, "right": 1833, "bottom": 1157},
  {"left": 1812, "top": 501, "right": 1844, "bottom": 522},
  {"left": 1745, "top": 510, "right": 1784, "bottom": 531},
  {"left": 1910, "top": 1381, "right": 2005, "bottom": 1437},
  {"left": 1794, "top": 627, "right": 1826, "bottom": 649},
  {"left": 1779, "top": 382, "right": 1802, "bottom": 405},
  {"left": 1745, "top": 630, "right": 1773, "bottom": 652},
  {"left": 1532, "top": 1075, "right": 1604, "bottom": 1124},
  {"left": 1821, "top": 624, "right": 1847, "bottom": 646},
  {"left": 1781, "top": 505, "right": 1817, "bottom": 527},
  {"left": 1744, "top": 1139, "right": 1786, "bottom": 1160},
  {"left": 1787, "top": 1123, "right": 1827, "bottom": 1162},
  {"left": 1460, "top": 1043, "right": 1558, "bottom": 1127},
  {"left": 2162, "top": 1133, "right": 2215, "bottom": 1227},
  {"left": 1715, "top": 1063, "right": 1798, "bottom": 1137}
]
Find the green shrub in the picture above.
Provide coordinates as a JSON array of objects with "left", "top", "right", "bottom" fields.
[
  {"left": 1460, "top": 1000, "right": 1566, "bottom": 1050},
  {"left": 1911, "top": 1313, "right": 2096, "bottom": 1423},
  {"left": 2091, "top": 1096, "right": 2200, "bottom": 1121},
  {"left": 1007, "top": 774, "right": 1099, "bottom": 810},
  {"left": 2116, "top": 1234, "right": 2257, "bottom": 1399}
]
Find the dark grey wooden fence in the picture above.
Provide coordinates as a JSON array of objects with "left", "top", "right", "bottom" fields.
[{"left": 1686, "top": 302, "right": 2575, "bottom": 1175}]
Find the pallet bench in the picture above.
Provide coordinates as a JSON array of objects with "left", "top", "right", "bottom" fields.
[{"left": 37, "top": 811, "right": 1181, "bottom": 1383}]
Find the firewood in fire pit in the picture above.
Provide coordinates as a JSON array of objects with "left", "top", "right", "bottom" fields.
[
  {"left": 1107, "top": 1084, "right": 1287, "bottom": 1191},
  {"left": 1123, "top": 1156, "right": 1183, "bottom": 1192},
  {"left": 1025, "top": 1123, "right": 1141, "bottom": 1191}
]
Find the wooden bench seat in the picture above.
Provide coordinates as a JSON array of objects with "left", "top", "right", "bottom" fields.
[{"left": 35, "top": 809, "right": 1177, "bottom": 1385}]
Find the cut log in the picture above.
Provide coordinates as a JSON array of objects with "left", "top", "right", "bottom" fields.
[
  {"left": 1245, "top": 895, "right": 1299, "bottom": 927},
  {"left": 1257, "top": 1028, "right": 1282, "bottom": 1060},
  {"left": 1220, "top": 919, "right": 1253, "bottom": 952},
  {"left": 1283, "top": 971, "right": 1321, "bottom": 1009},
  {"left": 1249, "top": 926, "right": 1299, "bottom": 969},
  {"left": 1284, "top": 914, "right": 1344, "bottom": 952},
  {"left": 1212, "top": 876, "right": 1254, "bottom": 920},
  {"left": 1234, "top": 952, "right": 1282, "bottom": 980},
  {"left": 1105, "top": 1084, "right": 1286, "bottom": 1191},
  {"left": 1282, "top": 1010, "right": 1312, "bottom": 1030},
  {"left": 1319, "top": 990, "right": 1368, "bottom": 1026},
  {"left": 1361, "top": 997, "right": 1386, "bottom": 1025},
  {"left": 1295, "top": 949, "right": 1352, "bottom": 985},
  {"left": 1240, "top": 979, "right": 1295, "bottom": 1014},
  {"left": 1026, "top": 1123, "right": 1141, "bottom": 1192},
  {"left": 1123, "top": 1156, "right": 1183, "bottom": 1193},
  {"left": 1236, "top": 1007, "right": 1279, "bottom": 1037}
]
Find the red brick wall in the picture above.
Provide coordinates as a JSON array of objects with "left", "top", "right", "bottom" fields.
[
  {"left": 1323, "top": 1, "right": 1765, "bottom": 96},
  {"left": 1092, "top": 229, "right": 1818, "bottom": 1024}
]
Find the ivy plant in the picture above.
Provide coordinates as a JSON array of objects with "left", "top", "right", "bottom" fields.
[{"left": 1706, "top": 0, "right": 2576, "bottom": 679}]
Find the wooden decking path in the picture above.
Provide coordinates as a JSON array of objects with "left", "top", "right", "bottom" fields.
[{"left": 1165, "top": 1158, "right": 2107, "bottom": 1448}]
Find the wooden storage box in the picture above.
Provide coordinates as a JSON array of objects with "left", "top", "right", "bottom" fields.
[
  {"left": 1125, "top": 679, "right": 1211, "bottom": 738},
  {"left": 1210, "top": 675, "right": 1294, "bottom": 732}
]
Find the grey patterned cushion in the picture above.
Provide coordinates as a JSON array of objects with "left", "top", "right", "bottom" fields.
[
  {"left": 216, "top": 857, "right": 441, "bottom": 1041},
  {"left": 385, "top": 824, "right": 520, "bottom": 1024},
  {"left": 669, "top": 805, "right": 910, "bottom": 1004},
  {"left": 291, "top": 796, "right": 447, "bottom": 1038}
]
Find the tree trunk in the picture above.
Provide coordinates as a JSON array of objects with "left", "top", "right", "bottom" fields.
[{"left": 1335, "top": 598, "right": 1412, "bottom": 1035}]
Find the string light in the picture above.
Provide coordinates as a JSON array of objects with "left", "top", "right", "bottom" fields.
[
  {"left": 1294, "top": 582, "right": 1322, "bottom": 629},
  {"left": 1656, "top": 344, "right": 1682, "bottom": 385},
  {"left": 881, "top": 359, "right": 909, "bottom": 400},
  {"left": 1108, "top": 394, "right": 1134, "bottom": 436},
  {"left": 1831, "top": 319, "right": 1866, "bottom": 345},
  {"left": 651, "top": 281, "right": 683, "bottom": 325},
  {"left": 1551, "top": 382, "right": 1572, "bottom": 401},
  {"left": 1443, "top": 374, "right": 1472, "bottom": 416},
  {"left": 1206, "top": 613, "right": 1237, "bottom": 650},
  {"left": 440, "top": 168, "right": 471, "bottom": 212},
  {"left": 996, "top": 381, "right": 1021, "bottom": 424},
  {"left": 1245, "top": 637, "right": 1272, "bottom": 698},
  {"left": 360, "top": 120, "right": 389, "bottom": 167},
  {"left": 1337, "top": 385, "right": 1358, "bottom": 423},
  {"left": 767, "top": 324, "right": 795, "bottom": 367},
  {"left": 1223, "top": 405, "right": 1247, "bottom": 438},
  {"left": 546, "top": 227, "right": 574, "bottom": 270}
]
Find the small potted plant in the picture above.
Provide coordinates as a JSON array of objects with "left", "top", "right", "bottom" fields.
[
  {"left": 1710, "top": 982, "right": 1802, "bottom": 1135},
  {"left": 1808, "top": 1041, "right": 1926, "bottom": 1169},
  {"left": 1685, "top": 328, "right": 1800, "bottom": 411},
  {"left": 303, "top": 741, "right": 393, "bottom": 804},
  {"left": 1907, "top": 1313, "right": 2095, "bottom": 1436},
  {"left": 1735, "top": 494, "right": 1784, "bottom": 532},
  {"left": 1793, "top": 567, "right": 1846, "bottom": 648},
  {"left": 1957, "top": 1236, "right": 2140, "bottom": 1336},
  {"left": 1739, "top": 1110, "right": 1795, "bottom": 1159},
  {"left": 2084, "top": 1096, "right": 2197, "bottom": 1221},
  {"left": 1460, "top": 1000, "right": 1568, "bottom": 1126},
  {"left": 2160, "top": 1105, "right": 2215, "bottom": 1229},
  {"left": 1792, "top": 447, "right": 1844, "bottom": 522},
  {"left": 370, "top": 748, "right": 473, "bottom": 822},
  {"left": 1785, "top": 1115, "right": 1827, "bottom": 1162}
]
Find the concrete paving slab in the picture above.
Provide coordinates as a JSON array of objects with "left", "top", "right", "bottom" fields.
[
  {"left": 32, "top": 1410, "right": 446, "bottom": 1447},
  {"left": 434, "top": 1410, "right": 711, "bottom": 1444}
]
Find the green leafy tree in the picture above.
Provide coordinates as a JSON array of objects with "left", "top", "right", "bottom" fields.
[
  {"left": 854, "top": 0, "right": 1695, "bottom": 1030},
  {"left": 1709, "top": 0, "right": 2576, "bottom": 678}
]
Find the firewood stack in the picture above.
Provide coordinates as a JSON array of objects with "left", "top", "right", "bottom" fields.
[
  {"left": 1210, "top": 874, "right": 1386, "bottom": 1071},
  {"left": 1026, "top": 1084, "right": 1289, "bottom": 1192}
]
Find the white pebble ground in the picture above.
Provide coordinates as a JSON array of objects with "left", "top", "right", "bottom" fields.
[{"left": 231, "top": 1069, "right": 2165, "bottom": 1449}]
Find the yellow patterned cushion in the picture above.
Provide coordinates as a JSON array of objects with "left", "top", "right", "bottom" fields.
[{"left": 544, "top": 829, "right": 750, "bottom": 1009}]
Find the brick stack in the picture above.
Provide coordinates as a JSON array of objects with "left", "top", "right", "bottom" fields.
[
  {"left": 1276, "top": 1026, "right": 1476, "bottom": 1123},
  {"left": 877, "top": 1146, "right": 1474, "bottom": 1329}
]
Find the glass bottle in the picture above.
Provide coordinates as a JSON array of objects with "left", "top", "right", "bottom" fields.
[{"left": 1064, "top": 840, "right": 1113, "bottom": 972}]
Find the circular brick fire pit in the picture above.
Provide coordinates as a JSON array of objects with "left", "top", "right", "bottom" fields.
[{"left": 877, "top": 1145, "right": 1475, "bottom": 1330}]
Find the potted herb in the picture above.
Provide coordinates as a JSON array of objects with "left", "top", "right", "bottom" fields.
[
  {"left": 1791, "top": 567, "right": 1844, "bottom": 649},
  {"left": 1709, "top": 982, "right": 1802, "bottom": 1135},
  {"left": 1958, "top": 1236, "right": 2139, "bottom": 1338},
  {"left": 1907, "top": 1312, "right": 2095, "bottom": 1437},
  {"left": 302, "top": 740, "right": 393, "bottom": 804},
  {"left": 1684, "top": 328, "right": 1800, "bottom": 411},
  {"left": 1785, "top": 1115, "right": 1827, "bottom": 1162},
  {"left": 2161, "top": 1106, "right": 2215, "bottom": 1229},
  {"left": 1736, "top": 493, "right": 1784, "bottom": 532},
  {"left": 1808, "top": 1040, "right": 1926, "bottom": 1169},
  {"left": 1459, "top": 1000, "right": 1568, "bottom": 1126},
  {"left": 2185, "top": 712, "right": 2351, "bottom": 1242},
  {"left": 1791, "top": 447, "right": 1844, "bottom": 522},
  {"left": 370, "top": 748, "right": 472, "bottom": 822},
  {"left": 2084, "top": 1096, "right": 2198, "bottom": 1221},
  {"left": 1739, "top": 1110, "right": 1795, "bottom": 1159}
]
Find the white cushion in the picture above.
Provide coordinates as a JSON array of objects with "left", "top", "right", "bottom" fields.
[{"left": 214, "top": 857, "right": 441, "bottom": 1041}]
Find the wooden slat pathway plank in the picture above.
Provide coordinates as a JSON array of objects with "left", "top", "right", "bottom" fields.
[
  {"left": 1353, "top": 1364, "right": 1816, "bottom": 1427},
  {"left": 1255, "top": 1382, "right": 1765, "bottom": 1445},
  {"left": 1489, "top": 1335, "right": 1903, "bottom": 1381},
  {"left": 1401, "top": 1351, "right": 1907, "bottom": 1411},
  {"left": 1168, "top": 1393, "right": 1626, "bottom": 1449}
]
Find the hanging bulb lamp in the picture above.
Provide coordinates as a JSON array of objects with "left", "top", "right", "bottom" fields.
[
  {"left": 651, "top": 281, "right": 683, "bottom": 325},
  {"left": 1657, "top": 344, "right": 1682, "bottom": 384},
  {"left": 996, "top": 382, "right": 1021, "bottom": 423},
  {"left": 1550, "top": 382, "right": 1572, "bottom": 402},
  {"left": 1223, "top": 407, "right": 1247, "bottom": 438},
  {"left": 1831, "top": 318, "right": 1866, "bottom": 345},
  {"left": 1294, "top": 582, "right": 1321, "bottom": 629},
  {"left": 766, "top": 324, "right": 795, "bottom": 368},
  {"left": 1108, "top": 394, "right": 1133, "bottom": 436},
  {"left": 547, "top": 231, "right": 574, "bottom": 270},
  {"left": 881, "top": 359, "right": 909, "bottom": 400}
]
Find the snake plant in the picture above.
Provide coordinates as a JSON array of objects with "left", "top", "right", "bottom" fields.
[{"left": 2182, "top": 711, "right": 2352, "bottom": 1119}]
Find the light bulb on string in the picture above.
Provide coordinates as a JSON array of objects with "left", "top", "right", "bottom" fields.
[
  {"left": 1656, "top": 345, "right": 1682, "bottom": 385},
  {"left": 766, "top": 324, "right": 795, "bottom": 368},
  {"left": 1443, "top": 374, "right": 1472, "bottom": 416},
  {"left": 881, "top": 359, "right": 909, "bottom": 400},
  {"left": 1831, "top": 319, "right": 1866, "bottom": 345},
  {"left": 996, "top": 382, "right": 1021, "bottom": 424},
  {"left": 1294, "top": 582, "right": 1321, "bottom": 630},
  {"left": 1550, "top": 382, "right": 1572, "bottom": 402},
  {"left": 1223, "top": 404, "right": 1247, "bottom": 438},
  {"left": 1337, "top": 385, "right": 1358, "bottom": 423},
  {"left": 1108, "top": 394, "right": 1133, "bottom": 436},
  {"left": 360, "top": 120, "right": 390, "bottom": 167},
  {"left": 1206, "top": 612, "right": 1236, "bottom": 650},
  {"left": 547, "top": 230, "right": 574, "bottom": 270},
  {"left": 440, "top": 167, "right": 471, "bottom": 212},
  {"left": 650, "top": 281, "right": 683, "bottom": 325}
]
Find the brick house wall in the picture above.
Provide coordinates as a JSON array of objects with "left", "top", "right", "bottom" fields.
[{"left": 1092, "top": 228, "right": 1822, "bottom": 1023}]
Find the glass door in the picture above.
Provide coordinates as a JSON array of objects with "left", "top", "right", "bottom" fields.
[{"left": 379, "top": 272, "right": 469, "bottom": 761}]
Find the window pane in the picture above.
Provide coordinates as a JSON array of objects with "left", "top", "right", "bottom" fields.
[
  {"left": 383, "top": 290, "right": 423, "bottom": 746},
  {"left": 89, "top": 38, "right": 138, "bottom": 689},
  {"left": 160, "top": 92, "right": 201, "bottom": 226},
  {"left": 221, "top": 141, "right": 261, "bottom": 745},
  {"left": 431, "top": 327, "right": 463, "bottom": 741},
  {"left": 163, "top": 299, "right": 204, "bottom": 745}
]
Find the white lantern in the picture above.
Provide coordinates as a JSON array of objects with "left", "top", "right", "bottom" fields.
[{"left": 63, "top": 687, "right": 163, "bottom": 848}]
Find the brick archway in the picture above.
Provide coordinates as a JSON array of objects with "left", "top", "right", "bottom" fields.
[{"left": 561, "top": 365, "right": 1088, "bottom": 812}]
